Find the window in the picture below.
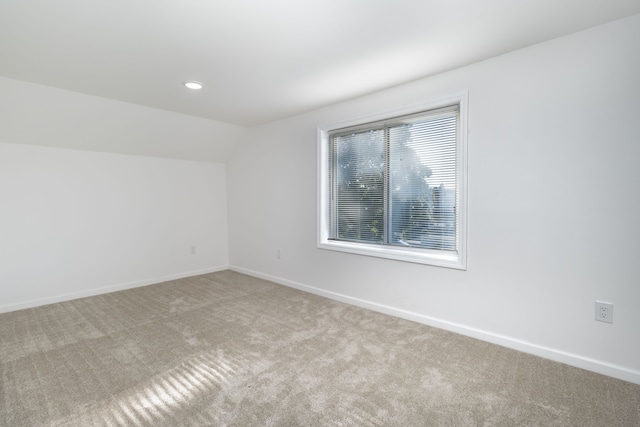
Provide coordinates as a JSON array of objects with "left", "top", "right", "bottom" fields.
[{"left": 318, "top": 93, "right": 467, "bottom": 269}]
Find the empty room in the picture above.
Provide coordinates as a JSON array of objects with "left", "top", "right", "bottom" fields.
[{"left": 1, "top": 1, "right": 639, "bottom": 425}]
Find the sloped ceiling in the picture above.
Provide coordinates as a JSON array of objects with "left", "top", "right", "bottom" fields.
[{"left": 1, "top": 0, "right": 640, "bottom": 127}]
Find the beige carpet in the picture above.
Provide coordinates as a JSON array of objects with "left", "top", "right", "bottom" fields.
[{"left": 1, "top": 270, "right": 639, "bottom": 426}]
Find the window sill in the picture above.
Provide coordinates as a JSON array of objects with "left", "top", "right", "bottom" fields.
[{"left": 318, "top": 239, "right": 466, "bottom": 270}]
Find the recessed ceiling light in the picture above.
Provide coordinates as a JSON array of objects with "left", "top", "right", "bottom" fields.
[{"left": 184, "top": 81, "right": 204, "bottom": 90}]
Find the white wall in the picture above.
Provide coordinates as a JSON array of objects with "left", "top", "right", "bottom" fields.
[
  {"left": 0, "top": 76, "right": 236, "bottom": 312},
  {"left": 227, "top": 15, "right": 640, "bottom": 383},
  {"left": 0, "top": 143, "right": 229, "bottom": 312}
]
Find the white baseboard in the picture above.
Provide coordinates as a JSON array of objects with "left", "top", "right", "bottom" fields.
[
  {"left": 0, "top": 265, "right": 228, "bottom": 314},
  {"left": 229, "top": 265, "right": 640, "bottom": 385}
]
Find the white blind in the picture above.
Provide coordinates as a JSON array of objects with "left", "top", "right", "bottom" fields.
[
  {"left": 331, "top": 128, "right": 386, "bottom": 243},
  {"left": 330, "top": 106, "right": 458, "bottom": 251}
]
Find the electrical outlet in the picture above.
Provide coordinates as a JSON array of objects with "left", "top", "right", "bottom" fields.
[
  {"left": 190, "top": 245, "right": 197, "bottom": 255},
  {"left": 276, "top": 249, "right": 281, "bottom": 259},
  {"left": 595, "top": 301, "right": 613, "bottom": 323}
]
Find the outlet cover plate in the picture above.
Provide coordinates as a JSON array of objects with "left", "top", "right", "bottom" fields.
[{"left": 595, "top": 301, "right": 613, "bottom": 323}]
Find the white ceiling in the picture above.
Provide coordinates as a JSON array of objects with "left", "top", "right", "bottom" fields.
[{"left": 1, "top": 0, "right": 640, "bottom": 127}]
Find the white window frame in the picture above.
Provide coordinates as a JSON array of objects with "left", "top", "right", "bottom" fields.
[{"left": 317, "top": 92, "right": 468, "bottom": 270}]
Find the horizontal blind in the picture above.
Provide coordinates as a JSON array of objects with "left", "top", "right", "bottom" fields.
[
  {"left": 329, "top": 106, "right": 458, "bottom": 251},
  {"left": 331, "top": 128, "right": 385, "bottom": 244},
  {"left": 389, "top": 110, "right": 457, "bottom": 250}
]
